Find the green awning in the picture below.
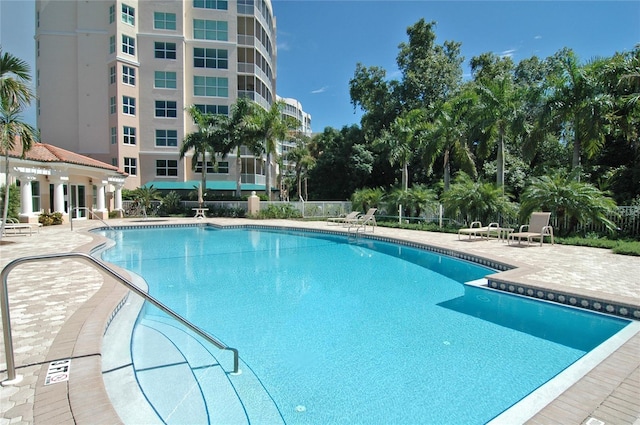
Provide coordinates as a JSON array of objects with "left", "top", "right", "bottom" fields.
[{"left": 142, "top": 180, "right": 268, "bottom": 191}]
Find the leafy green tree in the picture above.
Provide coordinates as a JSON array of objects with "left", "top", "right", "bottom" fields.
[
  {"left": 132, "top": 185, "right": 162, "bottom": 216},
  {"left": 180, "top": 105, "right": 227, "bottom": 207},
  {"left": 284, "top": 134, "right": 315, "bottom": 201},
  {"left": 519, "top": 170, "right": 618, "bottom": 235},
  {"left": 384, "top": 184, "right": 437, "bottom": 218},
  {"left": 1, "top": 49, "right": 37, "bottom": 239},
  {"left": 441, "top": 172, "right": 516, "bottom": 225},
  {"left": 0, "top": 184, "right": 19, "bottom": 220}
]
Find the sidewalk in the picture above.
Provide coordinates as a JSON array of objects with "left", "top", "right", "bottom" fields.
[{"left": 1, "top": 218, "right": 638, "bottom": 424}]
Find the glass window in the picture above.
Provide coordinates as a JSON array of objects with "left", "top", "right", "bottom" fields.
[
  {"left": 193, "top": 0, "right": 228, "bottom": 10},
  {"left": 155, "top": 42, "right": 176, "bottom": 59},
  {"left": 121, "top": 4, "right": 135, "bottom": 25},
  {"left": 194, "top": 104, "right": 229, "bottom": 115},
  {"left": 110, "top": 96, "right": 116, "bottom": 114},
  {"left": 217, "top": 161, "right": 229, "bottom": 173},
  {"left": 31, "top": 181, "right": 40, "bottom": 213},
  {"left": 154, "top": 12, "right": 176, "bottom": 30},
  {"left": 154, "top": 71, "right": 177, "bottom": 89},
  {"left": 109, "top": 66, "right": 116, "bottom": 84},
  {"left": 155, "top": 129, "right": 178, "bottom": 147},
  {"left": 194, "top": 76, "right": 228, "bottom": 97},
  {"left": 122, "top": 35, "right": 135, "bottom": 55},
  {"left": 109, "top": 35, "right": 116, "bottom": 54},
  {"left": 195, "top": 160, "right": 215, "bottom": 174},
  {"left": 155, "top": 100, "right": 177, "bottom": 117},
  {"left": 122, "top": 65, "right": 135, "bottom": 85},
  {"left": 123, "top": 126, "right": 136, "bottom": 145},
  {"left": 123, "top": 96, "right": 136, "bottom": 115},
  {"left": 111, "top": 158, "right": 118, "bottom": 167},
  {"left": 194, "top": 48, "right": 228, "bottom": 69},
  {"left": 109, "top": 4, "right": 115, "bottom": 23},
  {"left": 124, "top": 157, "right": 137, "bottom": 175},
  {"left": 111, "top": 127, "right": 117, "bottom": 144},
  {"left": 193, "top": 19, "right": 227, "bottom": 41},
  {"left": 156, "top": 159, "right": 178, "bottom": 176}
]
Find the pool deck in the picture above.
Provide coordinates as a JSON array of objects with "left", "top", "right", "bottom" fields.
[{"left": 1, "top": 217, "right": 639, "bottom": 425}]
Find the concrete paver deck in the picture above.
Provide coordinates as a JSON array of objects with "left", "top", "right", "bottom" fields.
[{"left": 1, "top": 218, "right": 639, "bottom": 424}]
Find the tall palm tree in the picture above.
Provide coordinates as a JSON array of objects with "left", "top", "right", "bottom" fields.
[
  {"left": 223, "top": 97, "right": 261, "bottom": 198},
  {"left": 423, "top": 88, "right": 477, "bottom": 191},
  {"left": 1, "top": 49, "right": 37, "bottom": 240},
  {"left": 251, "top": 100, "right": 291, "bottom": 200},
  {"left": 374, "top": 108, "right": 425, "bottom": 191},
  {"left": 284, "top": 134, "right": 315, "bottom": 201},
  {"left": 180, "top": 105, "right": 227, "bottom": 207},
  {"left": 543, "top": 49, "right": 613, "bottom": 171}
]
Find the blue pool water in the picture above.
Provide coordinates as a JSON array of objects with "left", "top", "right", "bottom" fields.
[{"left": 99, "top": 226, "right": 630, "bottom": 425}]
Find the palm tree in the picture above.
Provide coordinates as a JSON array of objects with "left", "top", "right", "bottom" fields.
[
  {"left": 519, "top": 170, "right": 618, "bottom": 236},
  {"left": 441, "top": 172, "right": 516, "bottom": 226},
  {"left": 180, "top": 105, "right": 227, "bottom": 207},
  {"left": 251, "top": 100, "right": 291, "bottom": 200},
  {"left": 132, "top": 185, "right": 162, "bottom": 218},
  {"left": 1, "top": 49, "right": 37, "bottom": 240},
  {"left": 543, "top": 49, "right": 613, "bottom": 171},
  {"left": 224, "top": 98, "right": 261, "bottom": 198},
  {"left": 284, "top": 134, "right": 315, "bottom": 201},
  {"left": 423, "top": 88, "right": 477, "bottom": 191},
  {"left": 374, "top": 109, "right": 425, "bottom": 191}
]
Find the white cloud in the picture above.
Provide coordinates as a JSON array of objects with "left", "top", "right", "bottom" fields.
[
  {"left": 534, "top": 35, "right": 542, "bottom": 40},
  {"left": 277, "top": 41, "right": 290, "bottom": 51},
  {"left": 500, "top": 49, "right": 517, "bottom": 58},
  {"left": 311, "top": 86, "right": 328, "bottom": 94}
]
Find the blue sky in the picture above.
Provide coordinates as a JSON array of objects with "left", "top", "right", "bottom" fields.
[{"left": 2, "top": 1, "right": 639, "bottom": 132}]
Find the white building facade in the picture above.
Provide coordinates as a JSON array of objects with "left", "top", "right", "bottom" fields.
[{"left": 36, "top": 0, "right": 278, "bottom": 194}]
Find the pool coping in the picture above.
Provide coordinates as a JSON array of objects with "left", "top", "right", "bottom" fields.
[{"left": 12, "top": 220, "right": 640, "bottom": 424}]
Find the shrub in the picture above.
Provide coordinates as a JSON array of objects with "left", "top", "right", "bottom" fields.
[
  {"left": 39, "top": 211, "right": 63, "bottom": 226},
  {"left": 0, "top": 184, "right": 20, "bottom": 220},
  {"left": 255, "top": 204, "right": 302, "bottom": 219}
]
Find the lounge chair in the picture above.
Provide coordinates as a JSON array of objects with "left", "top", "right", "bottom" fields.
[
  {"left": 1, "top": 218, "right": 36, "bottom": 235},
  {"left": 348, "top": 208, "right": 377, "bottom": 233},
  {"left": 508, "top": 212, "right": 554, "bottom": 246},
  {"left": 458, "top": 222, "right": 499, "bottom": 240},
  {"left": 327, "top": 211, "right": 360, "bottom": 225}
]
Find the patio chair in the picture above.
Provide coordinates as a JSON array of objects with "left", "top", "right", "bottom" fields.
[
  {"left": 348, "top": 208, "right": 378, "bottom": 233},
  {"left": 457, "top": 222, "right": 499, "bottom": 240},
  {"left": 327, "top": 211, "right": 360, "bottom": 225},
  {"left": 1, "top": 218, "right": 35, "bottom": 235},
  {"left": 508, "top": 212, "right": 554, "bottom": 246}
]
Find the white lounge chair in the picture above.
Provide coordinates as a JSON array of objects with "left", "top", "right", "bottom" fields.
[
  {"left": 1, "top": 218, "right": 35, "bottom": 235},
  {"left": 327, "top": 211, "right": 360, "bottom": 225},
  {"left": 458, "top": 222, "right": 499, "bottom": 240},
  {"left": 509, "top": 212, "right": 554, "bottom": 246},
  {"left": 348, "top": 208, "right": 377, "bottom": 233}
]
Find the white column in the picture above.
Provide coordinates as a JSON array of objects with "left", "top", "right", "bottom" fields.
[
  {"left": 114, "top": 184, "right": 123, "bottom": 211},
  {"left": 96, "top": 181, "right": 107, "bottom": 212},
  {"left": 53, "top": 179, "right": 66, "bottom": 213},
  {"left": 19, "top": 176, "right": 34, "bottom": 216}
]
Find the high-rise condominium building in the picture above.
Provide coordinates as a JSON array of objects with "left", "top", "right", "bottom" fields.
[{"left": 36, "top": 0, "right": 283, "bottom": 194}]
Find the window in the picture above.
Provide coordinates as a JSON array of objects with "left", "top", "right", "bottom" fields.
[
  {"left": 122, "top": 35, "right": 135, "bottom": 55},
  {"left": 155, "top": 129, "right": 178, "bottom": 147},
  {"left": 121, "top": 4, "right": 135, "bottom": 25},
  {"left": 155, "top": 100, "right": 177, "bottom": 117},
  {"left": 31, "top": 181, "right": 40, "bottom": 213},
  {"left": 154, "top": 42, "right": 176, "bottom": 59},
  {"left": 217, "top": 161, "right": 229, "bottom": 174},
  {"left": 194, "top": 76, "right": 228, "bottom": 97},
  {"left": 109, "top": 35, "right": 115, "bottom": 54},
  {"left": 111, "top": 158, "right": 118, "bottom": 167},
  {"left": 154, "top": 71, "right": 177, "bottom": 89},
  {"left": 109, "top": 66, "right": 116, "bottom": 84},
  {"left": 111, "top": 127, "right": 117, "bottom": 144},
  {"left": 194, "top": 104, "right": 229, "bottom": 115},
  {"left": 124, "top": 157, "right": 137, "bottom": 175},
  {"left": 194, "top": 48, "right": 228, "bottom": 69},
  {"left": 122, "top": 65, "right": 135, "bottom": 85},
  {"left": 154, "top": 12, "right": 176, "bottom": 30},
  {"left": 110, "top": 96, "right": 116, "bottom": 114},
  {"left": 193, "top": 19, "right": 227, "bottom": 41},
  {"left": 156, "top": 159, "right": 178, "bottom": 176},
  {"left": 194, "top": 160, "right": 215, "bottom": 174},
  {"left": 123, "top": 126, "right": 136, "bottom": 145},
  {"left": 123, "top": 96, "right": 135, "bottom": 115},
  {"left": 109, "top": 4, "right": 115, "bottom": 24},
  {"left": 193, "top": 0, "right": 228, "bottom": 10}
]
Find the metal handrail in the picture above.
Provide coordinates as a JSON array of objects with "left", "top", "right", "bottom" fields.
[
  {"left": 71, "top": 207, "right": 114, "bottom": 231},
  {"left": 1, "top": 252, "right": 240, "bottom": 384}
]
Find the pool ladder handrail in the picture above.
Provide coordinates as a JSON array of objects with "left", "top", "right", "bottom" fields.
[{"left": 1, "top": 252, "right": 240, "bottom": 384}]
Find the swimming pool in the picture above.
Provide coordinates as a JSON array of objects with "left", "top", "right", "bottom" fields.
[{"left": 99, "top": 225, "right": 631, "bottom": 424}]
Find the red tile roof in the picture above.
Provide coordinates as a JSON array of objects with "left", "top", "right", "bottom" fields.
[{"left": 5, "top": 142, "right": 127, "bottom": 176}]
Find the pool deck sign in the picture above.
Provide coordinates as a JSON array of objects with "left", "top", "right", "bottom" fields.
[{"left": 44, "top": 359, "right": 71, "bottom": 385}]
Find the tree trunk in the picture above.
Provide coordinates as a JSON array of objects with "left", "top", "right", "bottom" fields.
[
  {"left": 235, "top": 146, "right": 242, "bottom": 198},
  {"left": 402, "top": 161, "right": 408, "bottom": 191},
  {"left": 1, "top": 155, "right": 10, "bottom": 241},
  {"left": 497, "top": 132, "right": 505, "bottom": 188},
  {"left": 265, "top": 152, "right": 272, "bottom": 200},
  {"left": 443, "top": 149, "right": 451, "bottom": 191}
]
